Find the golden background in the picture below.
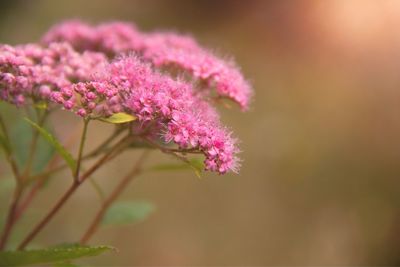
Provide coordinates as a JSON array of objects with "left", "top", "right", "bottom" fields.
[{"left": 1, "top": 0, "right": 400, "bottom": 265}]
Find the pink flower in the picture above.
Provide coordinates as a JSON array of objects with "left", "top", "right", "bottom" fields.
[
  {"left": 1, "top": 20, "right": 251, "bottom": 174},
  {"left": 0, "top": 42, "right": 106, "bottom": 106},
  {"left": 41, "top": 20, "right": 252, "bottom": 110},
  {"left": 65, "top": 55, "right": 240, "bottom": 173}
]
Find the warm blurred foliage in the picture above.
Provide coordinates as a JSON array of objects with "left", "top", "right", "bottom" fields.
[{"left": 1, "top": 0, "right": 400, "bottom": 265}]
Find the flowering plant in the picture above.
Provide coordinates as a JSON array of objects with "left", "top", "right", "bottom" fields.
[{"left": 0, "top": 20, "right": 252, "bottom": 266}]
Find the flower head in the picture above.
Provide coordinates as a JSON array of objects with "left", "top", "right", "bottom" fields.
[
  {"left": 42, "top": 20, "right": 252, "bottom": 110},
  {"left": 0, "top": 42, "right": 106, "bottom": 105},
  {"left": 67, "top": 55, "right": 240, "bottom": 173},
  {"left": 0, "top": 20, "right": 252, "bottom": 174}
]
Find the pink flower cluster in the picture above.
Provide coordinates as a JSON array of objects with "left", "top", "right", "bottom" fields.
[
  {"left": 0, "top": 42, "right": 106, "bottom": 105},
  {"left": 0, "top": 20, "right": 252, "bottom": 174},
  {"left": 78, "top": 56, "right": 239, "bottom": 173},
  {"left": 42, "top": 20, "right": 252, "bottom": 109}
]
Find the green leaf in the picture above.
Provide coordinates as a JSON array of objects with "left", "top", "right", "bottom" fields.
[
  {"left": 9, "top": 118, "right": 54, "bottom": 174},
  {"left": 24, "top": 118, "right": 76, "bottom": 174},
  {"left": 102, "top": 201, "right": 155, "bottom": 225},
  {"left": 33, "top": 136, "right": 55, "bottom": 174},
  {"left": 98, "top": 113, "right": 137, "bottom": 124},
  {"left": 0, "top": 134, "right": 10, "bottom": 154},
  {"left": 149, "top": 158, "right": 205, "bottom": 178},
  {"left": 187, "top": 158, "right": 204, "bottom": 178},
  {"left": 0, "top": 245, "right": 113, "bottom": 266},
  {"left": 33, "top": 102, "right": 48, "bottom": 110}
]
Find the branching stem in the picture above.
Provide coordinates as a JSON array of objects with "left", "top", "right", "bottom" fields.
[
  {"left": 17, "top": 134, "right": 132, "bottom": 250},
  {"left": 14, "top": 129, "right": 128, "bottom": 226},
  {"left": 80, "top": 150, "right": 149, "bottom": 244},
  {"left": 0, "top": 114, "right": 22, "bottom": 250},
  {"left": 0, "top": 187, "right": 22, "bottom": 250}
]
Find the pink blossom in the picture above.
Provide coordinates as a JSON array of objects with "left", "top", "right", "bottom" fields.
[
  {"left": 0, "top": 42, "right": 106, "bottom": 105},
  {"left": 0, "top": 20, "right": 251, "bottom": 174},
  {"left": 41, "top": 20, "right": 252, "bottom": 110},
  {"left": 67, "top": 56, "right": 240, "bottom": 173}
]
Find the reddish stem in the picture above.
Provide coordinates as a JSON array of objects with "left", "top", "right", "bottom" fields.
[
  {"left": 17, "top": 136, "right": 131, "bottom": 250},
  {"left": 17, "top": 181, "right": 79, "bottom": 250},
  {"left": 80, "top": 151, "right": 149, "bottom": 244},
  {"left": 0, "top": 187, "right": 23, "bottom": 250},
  {"left": 13, "top": 129, "right": 127, "bottom": 231}
]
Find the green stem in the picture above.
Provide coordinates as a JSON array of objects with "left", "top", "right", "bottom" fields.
[
  {"left": 25, "top": 130, "right": 125, "bottom": 186},
  {"left": 74, "top": 119, "right": 90, "bottom": 182}
]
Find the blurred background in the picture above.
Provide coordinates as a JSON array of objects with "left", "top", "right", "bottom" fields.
[{"left": 1, "top": 0, "right": 400, "bottom": 265}]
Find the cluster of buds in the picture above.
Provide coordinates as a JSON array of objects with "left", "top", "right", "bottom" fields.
[{"left": 0, "top": 20, "right": 252, "bottom": 174}]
